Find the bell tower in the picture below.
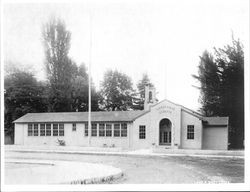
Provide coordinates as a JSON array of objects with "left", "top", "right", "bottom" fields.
[{"left": 144, "top": 85, "right": 156, "bottom": 110}]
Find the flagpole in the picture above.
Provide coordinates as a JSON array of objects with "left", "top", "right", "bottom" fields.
[{"left": 88, "top": 10, "right": 93, "bottom": 146}]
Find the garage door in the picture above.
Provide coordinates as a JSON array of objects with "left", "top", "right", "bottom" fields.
[{"left": 202, "top": 127, "right": 228, "bottom": 150}]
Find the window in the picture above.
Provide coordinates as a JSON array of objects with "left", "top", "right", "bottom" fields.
[
  {"left": 106, "top": 124, "right": 112, "bottom": 137},
  {"left": 72, "top": 123, "right": 76, "bottom": 131},
  {"left": 53, "top": 124, "right": 58, "bottom": 136},
  {"left": 85, "top": 123, "right": 88, "bottom": 136},
  {"left": 99, "top": 123, "right": 105, "bottom": 137},
  {"left": 28, "top": 124, "right": 33, "bottom": 136},
  {"left": 187, "top": 125, "right": 194, "bottom": 139},
  {"left": 34, "top": 124, "right": 39, "bottom": 136},
  {"left": 139, "top": 125, "right": 146, "bottom": 139},
  {"left": 40, "top": 124, "right": 45, "bottom": 136},
  {"left": 149, "top": 91, "right": 152, "bottom": 102},
  {"left": 59, "top": 124, "right": 64, "bottom": 136},
  {"left": 46, "top": 124, "right": 51, "bottom": 136},
  {"left": 121, "top": 123, "right": 127, "bottom": 137},
  {"left": 91, "top": 123, "right": 97, "bottom": 136},
  {"left": 114, "top": 123, "right": 120, "bottom": 137}
]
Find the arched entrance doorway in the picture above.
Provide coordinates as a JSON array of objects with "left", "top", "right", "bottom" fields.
[{"left": 159, "top": 118, "right": 172, "bottom": 145}]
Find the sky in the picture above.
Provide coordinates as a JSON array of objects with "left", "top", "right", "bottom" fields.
[{"left": 3, "top": 0, "right": 249, "bottom": 111}]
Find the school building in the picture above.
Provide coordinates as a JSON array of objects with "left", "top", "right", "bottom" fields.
[{"left": 13, "top": 86, "right": 229, "bottom": 150}]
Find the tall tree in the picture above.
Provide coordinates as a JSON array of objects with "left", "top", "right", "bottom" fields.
[
  {"left": 100, "top": 70, "right": 135, "bottom": 111},
  {"left": 192, "top": 51, "right": 222, "bottom": 116},
  {"left": 71, "top": 63, "right": 100, "bottom": 112},
  {"left": 193, "top": 38, "right": 244, "bottom": 148},
  {"left": 42, "top": 18, "right": 76, "bottom": 112},
  {"left": 134, "top": 73, "right": 155, "bottom": 110},
  {"left": 4, "top": 69, "right": 48, "bottom": 140},
  {"left": 215, "top": 38, "right": 244, "bottom": 149}
]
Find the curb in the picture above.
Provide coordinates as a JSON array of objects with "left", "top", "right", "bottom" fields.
[
  {"left": 68, "top": 172, "right": 124, "bottom": 184},
  {"left": 5, "top": 149, "right": 244, "bottom": 159},
  {"left": 5, "top": 159, "right": 124, "bottom": 185}
]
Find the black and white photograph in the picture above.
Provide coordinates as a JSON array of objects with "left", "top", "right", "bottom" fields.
[{"left": 1, "top": 0, "right": 249, "bottom": 191}]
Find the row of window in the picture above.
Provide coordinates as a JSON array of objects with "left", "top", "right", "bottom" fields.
[
  {"left": 27, "top": 123, "right": 194, "bottom": 140},
  {"left": 28, "top": 123, "right": 64, "bottom": 136},
  {"left": 27, "top": 123, "right": 128, "bottom": 137},
  {"left": 84, "top": 123, "right": 127, "bottom": 137}
]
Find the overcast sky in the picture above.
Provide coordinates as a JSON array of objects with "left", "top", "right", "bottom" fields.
[{"left": 3, "top": 0, "right": 249, "bottom": 111}]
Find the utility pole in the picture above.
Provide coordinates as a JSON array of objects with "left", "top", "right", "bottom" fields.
[{"left": 88, "top": 10, "right": 93, "bottom": 146}]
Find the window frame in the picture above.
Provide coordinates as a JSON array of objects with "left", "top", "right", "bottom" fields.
[
  {"left": 85, "top": 123, "right": 88, "bottom": 136},
  {"left": 33, "top": 124, "right": 39, "bottom": 136},
  {"left": 59, "top": 123, "right": 64, "bottom": 136},
  {"left": 105, "top": 123, "right": 112, "bottom": 137},
  {"left": 139, "top": 125, "right": 146, "bottom": 139},
  {"left": 91, "top": 123, "right": 97, "bottom": 137},
  {"left": 46, "top": 123, "right": 51, "bottom": 136},
  {"left": 114, "top": 123, "right": 120, "bottom": 137},
  {"left": 121, "top": 123, "right": 127, "bottom": 137},
  {"left": 40, "top": 123, "right": 45, "bottom": 136},
  {"left": 28, "top": 123, "right": 33, "bottom": 136},
  {"left": 72, "top": 123, "right": 76, "bottom": 131},
  {"left": 99, "top": 123, "right": 105, "bottom": 137},
  {"left": 53, "top": 123, "right": 59, "bottom": 136},
  {"left": 187, "top": 125, "right": 194, "bottom": 140}
]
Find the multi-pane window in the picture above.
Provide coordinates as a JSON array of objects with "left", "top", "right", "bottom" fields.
[
  {"left": 40, "top": 124, "right": 45, "bottom": 136},
  {"left": 27, "top": 123, "right": 64, "bottom": 137},
  {"left": 85, "top": 123, "right": 88, "bottom": 136},
  {"left": 106, "top": 124, "right": 112, "bottom": 137},
  {"left": 59, "top": 123, "right": 64, "bottom": 136},
  {"left": 139, "top": 125, "right": 146, "bottom": 139},
  {"left": 114, "top": 123, "right": 120, "bottom": 137},
  {"left": 99, "top": 123, "right": 105, "bottom": 137},
  {"left": 187, "top": 125, "right": 194, "bottom": 139},
  {"left": 46, "top": 124, "right": 51, "bottom": 136},
  {"left": 53, "top": 124, "right": 59, "bottom": 136},
  {"left": 72, "top": 123, "right": 76, "bottom": 131},
  {"left": 121, "top": 123, "right": 127, "bottom": 137},
  {"left": 91, "top": 123, "right": 97, "bottom": 136},
  {"left": 28, "top": 124, "right": 33, "bottom": 136},
  {"left": 34, "top": 124, "right": 39, "bottom": 136}
]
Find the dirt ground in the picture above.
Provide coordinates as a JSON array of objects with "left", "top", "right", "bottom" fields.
[{"left": 5, "top": 151, "right": 244, "bottom": 184}]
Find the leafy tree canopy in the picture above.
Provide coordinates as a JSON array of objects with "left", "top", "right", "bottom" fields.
[{"left": 100, "top": 70, "right": 135, "bottom": 111}]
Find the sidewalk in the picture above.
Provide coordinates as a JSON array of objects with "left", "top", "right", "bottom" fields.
[{"left": 5, "top": 145, "right": 244, "bottom": 158}]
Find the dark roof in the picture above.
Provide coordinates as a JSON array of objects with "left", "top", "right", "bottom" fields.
[
  {"left": 203, "top": 117, "right": 229, "bottom": 126},
  {"left": 13, "top": 110, "right": 148, "bottom": 123}
]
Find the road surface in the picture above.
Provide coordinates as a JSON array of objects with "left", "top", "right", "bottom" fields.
[{"left": 5, "top": 151, "right": 244, "bottom": 184}]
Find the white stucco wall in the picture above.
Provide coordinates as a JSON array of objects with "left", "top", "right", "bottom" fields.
[
  {"left": 18, "top": 122, "right": 130, "bottom": 148},
  {"left": 132, "top": 112, "right": 152, "bottom": 149},
  {"left": 14, "top": 124, "right": 24, "bottom": 145},
  {"left": 150, "top": 101, "right": 182, "bottom": 148},
  {"left": 202, "top": 127, "right": 228, "bottom": 150},
  {"left": 132, "top": 100, "right": 182, "bottom": 149},
  {"left": 180, "top": 110, "right": 202, "bottom": 149}
]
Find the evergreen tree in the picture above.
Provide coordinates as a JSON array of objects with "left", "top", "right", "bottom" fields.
[{"left": 193, "top": 38, "right": 244, "bottom": 148}]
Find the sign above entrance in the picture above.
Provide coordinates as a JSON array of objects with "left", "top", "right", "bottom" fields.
[{"left": 156, "top": 105, "right": 175, "bottom": 115}]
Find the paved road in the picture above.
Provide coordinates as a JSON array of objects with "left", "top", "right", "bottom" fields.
[{"left": 5, "top": 151, "right": 244, "bottom": 184}]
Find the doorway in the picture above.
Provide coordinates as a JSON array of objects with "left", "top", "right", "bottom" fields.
[{"left": 159, "top": 118, "right": 172, "bottom": 145}]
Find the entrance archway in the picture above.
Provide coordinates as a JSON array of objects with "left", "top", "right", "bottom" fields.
[{"left": 159, "top": 118, "right": 172, "bottom": 145}]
